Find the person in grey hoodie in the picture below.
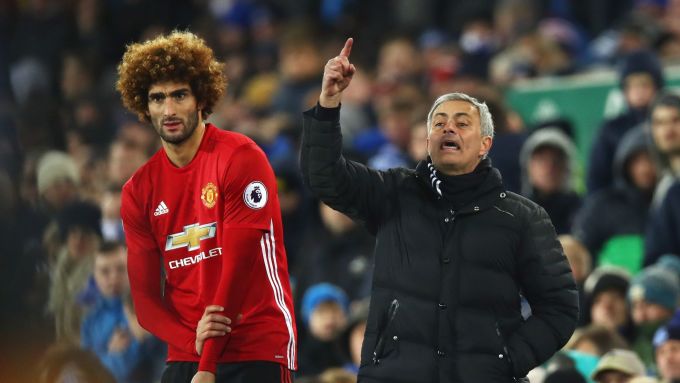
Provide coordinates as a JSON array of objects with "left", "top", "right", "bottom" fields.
[
  {"left": 573, "top": 125, "right": 657, "bottom": 270},
  {"left": 520, "top": 127, "right": 581, "bottom": 234}
]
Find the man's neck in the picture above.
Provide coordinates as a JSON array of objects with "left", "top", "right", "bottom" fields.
[{"left": 163, "top": 123, "right": 206, "bottom": 168}]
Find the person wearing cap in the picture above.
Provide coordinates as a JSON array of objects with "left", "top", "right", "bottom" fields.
[
  {"left": 36, "top": 150, "right": 81, "bottom": 214},
  {"left": 583, "top": 267, "right": 635, "bottom": 340},
  {"left": 298, "top": 283, "right": 350, "bottom": 376},
  {"left": 628, "top": 267, "right": 680, "bottom": 372},
  {"left": 592, "top": 349, "right": 646, "bottom": 383},
  {"left": 653, "top": 309, "right": 680, "bottom": 382},
  {"left": 519, "top": 127, "right": 581, "bottom": 235},
  {"left": 587, "top": 50, "right": 664, "bottom": 195},
  {"left": 301, "top": 38, "right": 579, "bottom": 383}
]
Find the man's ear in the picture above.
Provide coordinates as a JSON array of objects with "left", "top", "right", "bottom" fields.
[{"left": 479, "top": 136, "right": 493, "bottom": 157}]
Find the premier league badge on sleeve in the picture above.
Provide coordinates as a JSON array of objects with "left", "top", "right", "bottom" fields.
[{"left": 244, "top": 181, "right": 268, "bottom": 209}]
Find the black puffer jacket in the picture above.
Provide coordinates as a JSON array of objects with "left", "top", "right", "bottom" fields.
[{"left": 300, "top": 106, "right": 579, "bottom": 383}]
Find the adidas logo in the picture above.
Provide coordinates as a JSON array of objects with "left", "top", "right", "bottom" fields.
[{"left": 154, "top": 201, "right": 169, "bottom": 216}]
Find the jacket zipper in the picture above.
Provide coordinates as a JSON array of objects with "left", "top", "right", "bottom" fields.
[
  {"left": 373, "top": 299, "right": 400, "bottom": 365},
  {"left": 495, "top": 321, "right": 520, "bottom": 382}
]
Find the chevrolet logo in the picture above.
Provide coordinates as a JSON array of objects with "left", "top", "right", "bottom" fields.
[{"left": 165, "top": 222, "right": 217, "bottom": 251}]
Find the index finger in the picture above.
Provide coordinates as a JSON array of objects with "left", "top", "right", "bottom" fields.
[
  {"left": 339, "top": 37, "right": 353, "bottom": 58},
  {"left": 204, "top": 305, "right": 224, "bottom": 315}
]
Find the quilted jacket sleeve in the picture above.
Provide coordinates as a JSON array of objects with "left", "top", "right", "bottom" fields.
[
  {"left": 507, "top": 202, "right": 579, "bottom": 377},
  {"left": 300, "top": 105, "right": 397, "bottom": 231}
]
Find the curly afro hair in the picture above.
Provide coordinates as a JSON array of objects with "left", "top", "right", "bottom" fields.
[{"left": 116, "top": 31, "right": 226, "bottom": 122}]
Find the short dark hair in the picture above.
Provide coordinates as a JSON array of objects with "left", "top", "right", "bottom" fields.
[
  {"left": 97, "top": 241, "right": 124, "bottom": 256},
  {"left": 651, "top": 92, "right": 680, "bottom": 114}
]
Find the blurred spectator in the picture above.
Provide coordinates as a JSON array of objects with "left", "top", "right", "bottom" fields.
[
  {"left": 628, "top": 266, "right": 680, "bottom": 372},
  {"left": 316, "top": 368, "right": 357, "bottom": 383},
  {"left": 374, "top": 37, "right": 423, "bottom": 87},
  {"left": 38, "top": 343, "right": 116, "bottom": 383},
  {"left": 568, "top": 325, "right": 631, "bottom": 357},
  {"left": 369, "top": 84, "right": 425, "bottom": 170},
  {"left": 560, "top": 235, "right": 593, "bottom": 286},
  {"left": 340, "top": 298, "right": 369, "bottom": 374},
  {"left": 37, "top": 150, "right": 81, "bottom": 216},
  {"left": 335, "top": 70, "right": 374, "bottom": 149},
  {"left": 100, "top": 186, "right": 124, "bottom": 242},
  {"left": 485, "top": 91, "right": 526, "bottom": 194},
  {"left": 544, "top": 367, "right": 588, "bottom": 383},
  {"left": 407, "top": 121, "right": 429, "bottom": 164},
  {"left": 653, "top": 309, "right": 680, "bottom": 383},
  {"left": 587, "top": 50, "right": 664, "bottom": 195},
  {"left": 584, "top": 266, "right": 635, "bottom": 341},
  {"left": 272, "top": 23, "right": 324, "bottom": 121},
  {"left": 645, "top": 181, "right": 680, "bottom": 265},
  {"left": 80, "top": 242, "right": 162, "bottom": 383},
  {"left": 107, "top": 139, "right": 148, "bottom": 189},
  {"left": 48, "top": 200, "right": 102, "bottom": 343},
  {"left": 534, "top": 349, "right": 597, "bottom": 383},
  {"left": 559, "top": 235, "right": 593, "bottom": 325},
  {"left": 573, "top": 125, "right": 657, "bottom": 274},
  {"left": 458, "top": 10, "right": 498, "bottom": 80},
  {"left": 296, "top": 202, "right": 374, "bottom": 303},
  {"left": 274, "top": 164, "right": 311, "bottom": 271},
  {"left": 628, "top": 377, "right": 660, "bottom": 383},
  {"left": 298, "top": 283, "right": 350, "bottom": 376},
  {"left": 520, "top": 127, "right": 581, "bottom": 234},
  {"left": 647, "top": 92, "right": 680, "bottom": 208},
  {"left": 591, "top": 348, "right": 646, "bottom": 383}
]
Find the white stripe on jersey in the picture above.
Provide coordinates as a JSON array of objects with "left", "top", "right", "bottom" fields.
[{"left": 260, "top": 220, "right": 296, "bottom": 370}]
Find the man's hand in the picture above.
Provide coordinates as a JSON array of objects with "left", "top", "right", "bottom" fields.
[
  {"left": 108, "top": 328, "right": 132, "bottom": 353},
  {"left": 319, "top": 37, "right": 356, "bottom": 108},
  {"left": 195, "top": 305, "right": 241, "bottom": 356},
  {"left": 191, "top": 371, "right": 215, "bottom": 383}
]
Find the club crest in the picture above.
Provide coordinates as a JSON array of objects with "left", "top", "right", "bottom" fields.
[{"left": 201, "top": 182, "right": 218, "bottom": 208}]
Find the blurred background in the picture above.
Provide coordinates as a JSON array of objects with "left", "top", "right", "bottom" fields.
[{"left": 2, "top": 0, "right": 680, "bottom": 382}]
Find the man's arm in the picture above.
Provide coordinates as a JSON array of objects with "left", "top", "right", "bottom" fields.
[
  {"left": 300, "top": 38, "right": 396, "bottom": 230},
  {"left": 196, "top": 227, "right": 261, "bottom": 374},
  {"left": 121, "top": 185, "right": 196, "bottom": 353},
  {"left": 507, "top": 203, "right": 579, "bottom": 377},
  {"left": 196, "top": 142, "right": 288, "bottom": 374}
]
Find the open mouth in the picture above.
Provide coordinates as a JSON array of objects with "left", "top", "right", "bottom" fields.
[{"left": 441, "top": 139, "right": 461, "bottom": 151}]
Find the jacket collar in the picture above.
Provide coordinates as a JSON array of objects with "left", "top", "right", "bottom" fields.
[{"left": 415, "top": 158, "right": 506, "bottom": 214}]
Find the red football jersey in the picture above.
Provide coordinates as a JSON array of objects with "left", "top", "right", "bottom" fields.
[{"left": 121, "top": 124, "right": 297, "bottom": 371}]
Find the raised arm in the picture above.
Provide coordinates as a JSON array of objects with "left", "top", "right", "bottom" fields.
[{"left": 300, "top": 38, "right": 398, "bottom": 231}]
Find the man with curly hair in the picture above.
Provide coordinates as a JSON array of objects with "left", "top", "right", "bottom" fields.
[{"left": 117, "top": 31, "right": 297, "bottom": 383}]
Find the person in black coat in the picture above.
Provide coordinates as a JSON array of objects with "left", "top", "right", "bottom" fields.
[
  {"left": 300, "top": 38, "right": 579, "bottom": 383},
  {"left": 586, "top": 50, "right": 664, "bottom": 195},
  {"left": 646, "top": 180, "right": 680, "bottom": 263}
]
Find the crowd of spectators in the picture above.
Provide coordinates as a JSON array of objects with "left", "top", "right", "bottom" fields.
[{"left": 1, "top": 0, "right": 680, "bottom": 382}]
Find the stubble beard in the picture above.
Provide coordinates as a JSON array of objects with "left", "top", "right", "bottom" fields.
[{"left": 155, "top": 110, "right": 200, "bottom": 145}]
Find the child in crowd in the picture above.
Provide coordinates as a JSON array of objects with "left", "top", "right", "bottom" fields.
[
  {"left": 80, "top": 241, "right": 163, "bottom": 382},
  {"left": 298, "top": 283, "right": 350, "bottom": 376}
]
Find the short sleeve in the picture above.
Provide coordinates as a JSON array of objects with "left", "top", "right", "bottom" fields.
[{"left": 221, "top": 143, "right": 277, "bottom": 231}]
